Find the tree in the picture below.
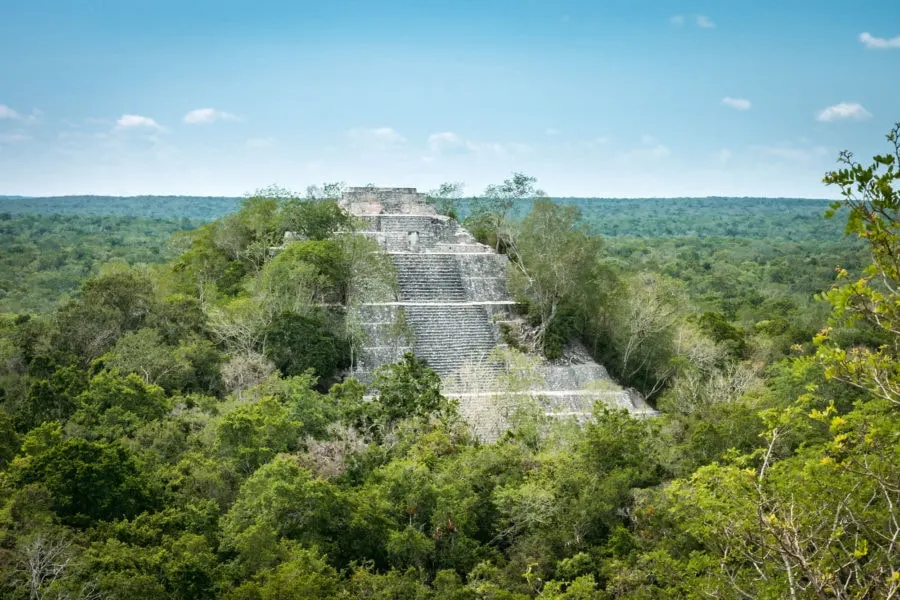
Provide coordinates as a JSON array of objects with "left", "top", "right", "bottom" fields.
[
  {"left": 220, "top": 457, "right": 347, "bottom": 566},
  {"left": 14, "top": 438, "right": 156, "bottom": 526},
  {"left": 262, "top": 312, "right": 347, "bottom": 380},
  {"left": 506, "top": 199, "right": 602, "bottom": 355},
  {"left": 817, "top": 122, "right": 900, "bottom": 407},
  {"left": 599, "top": 273, "right": 686, "bottom": 398},
  {"left": 53, "top": 265, "right": 156, "bottom": 362},
  {"left": 281, "top": 199, "right": 352, "bottom": 241},
  {"left": 213, "top": 189, "right": 285, "bottom": 275},
  {"left": 13, "top": 531, "right": 104, "bottom": 600},
  {"left": 77, "top": 369, "right": 170, "bottom": 422},
  {"left": 254, "top": 244, "right": 338, "bottom": 321},
  {"left": 337, "top": 230, "right": 397, "bottom": 306},
  {"left": 215, "top": 396, "right": 302, "bottom": 475},
  {"left": 226, "top": 546, "right": 342, "bottom": 600},
  {"left": 373, "top": 353, "right": 449, "bottom": 424},
  {"left": 220, "top": 351, "right": 277, "bottom": 396},
  {"left": 0, "top": 410, "right": 18, "bottom": 468},
  {"left": 466, "top": 173, "right": 544, "bottom": 251},
  {"left": 304, "top": 181, "right": 346, "bottom": 202},
  {"left": 149, "top": 293, "right": 209, "bottom": 345},
  {"left": 426, "top": 182, "right": 465, "bottom": 219},
  {"left": 101, "top": 328, "right": 193, "bottom": 390},
  {"left": 19, "top": 365, "right": 87, "bottom": 431}
]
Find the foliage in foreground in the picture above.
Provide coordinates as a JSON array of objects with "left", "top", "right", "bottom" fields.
[{"left": 0, "top": 127, "right": 897, "bottom": 598}]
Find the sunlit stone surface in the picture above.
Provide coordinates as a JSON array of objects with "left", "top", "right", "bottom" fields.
[{"left": 343, "top": 187, "right": 656, "bottom": 439}]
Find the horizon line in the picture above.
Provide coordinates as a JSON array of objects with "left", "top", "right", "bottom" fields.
[{"left": 0, "top": 193, "right": 836, "bottom": 202}]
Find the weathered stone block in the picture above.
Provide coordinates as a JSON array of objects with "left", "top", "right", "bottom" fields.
[{"left": 341, "top": 186, "right": 655, "bottom": 440}]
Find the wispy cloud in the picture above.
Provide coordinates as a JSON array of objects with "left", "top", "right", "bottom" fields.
[
  {"left": 722, "top": 97, "right": 751, "bottom": 110},
  {"left": 348, "top": 127, "right": 405, "bottom": 143},
  {"left": 346, "top": 127, "right": 407, "bottom": 153},
  {"left": 0, "top": 104, "right": 20, "bottom": 120},
  {"left": 427, "top": 131, "right": 463, "bottom": 153},
  {"left": 544, "top": 127, "right": 560, "bottom": 136},
  {"left": 816, "top": 102, "right": 872, "bottom": 122},
  {"left": 859, "top": 32, "right": 900, "bottom": 49},
  {"left": 115, "top": 114, "right": 164, "bottom": 131},
  {"left": 671, "top": 15, "right": 715, "bottom": 29},
  {"left": 422, "top": 131, "right": 531, "bottom": 162},
  {"left": 717, "top": 149, "right": 733, "bottom": 163},
  {"left": 183, "top": 108, "right": 241, "bottom": 125},
  {"left": 466, "top": 140, "right": 532, "bottom": 156},
  {"left": 0, "top": 105, "right": 41, "bottom": 123}
]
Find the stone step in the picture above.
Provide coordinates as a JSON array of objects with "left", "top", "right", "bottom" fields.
[
  {"left": 391, "top": 254, "right": 467, "bottom": 302},
  {"left": 400, "top": 303, "right": 499, "bottom": 375}
]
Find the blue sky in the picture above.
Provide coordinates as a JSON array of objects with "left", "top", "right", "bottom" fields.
[{"left": 1, "top": 0, "right": 898, "bottom": 198}]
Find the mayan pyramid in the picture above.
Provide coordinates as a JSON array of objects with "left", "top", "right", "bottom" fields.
[{"left": 342, "top": 187, "right": 655, "bottom": 439}]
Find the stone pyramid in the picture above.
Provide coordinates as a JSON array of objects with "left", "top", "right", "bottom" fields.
[{"left": 342, "top": 187, "right": 655, "bottom": 439}]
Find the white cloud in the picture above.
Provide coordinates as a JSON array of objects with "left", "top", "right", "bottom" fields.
[
  {"left": 24, "top": 108, "right": 43, "bottom": 123},
  {"left": 648, "top": 145, "right": 671, "bottom": 158},
  {"left": 183, "top": 108, "right": 241, "bottom": 125},
  {"left": 0, "top": 105, "right": 38, "bottom": 122},
  {"left": 722, "top": 97, "right": 751, "bottom": 110},
  {"left": 115, "top": 114, "right": 164, "bottom": 130},
  {"left": 717, "top": 149, "right": 733, "bottom": 163},
  {"left": 544, "top": 127, "right": 560, "bottom": 136},
  {"left": 347, "top": 127, "right": 406, "bottom": 147},
  {"left": 370, "top": 127, "right": 405, "bottom": 143},
  {"left": 427, "top": 131, "right": 463, "bottom": 152},
  {"left": 421, "top": 131, "right": 531, "bottom": 163},
  {"left": 246, "top": 137, "right": 275, "bottom": 148},
  {"left": 0, "top": 105, "right": 21, "bottom": 120},
  {"left": 465, "top": 140, "right": 532, "bottom": 157},
  {"left": 859, "top": 32, "right": 900, "bottom": 49},
  {"left": 670, "top": 15, "right": 685, "bottom": 26},
  {"left": 696, "top": 15, "right": 716, "bottom": 29},
  {"left": 816, "top": 102, "right": 872, "bottom": 122},
  {"left": 465, "top": 140, "right": 506, "bottom": 155}
]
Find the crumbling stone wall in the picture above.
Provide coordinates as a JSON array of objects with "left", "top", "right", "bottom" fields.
[{"left": 343, "top": 187, "right": 655, "bottom": 439}]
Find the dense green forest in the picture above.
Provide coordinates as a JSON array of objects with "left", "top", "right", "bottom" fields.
[
  {"left": 0, "top": 127, "right": 897, "bottom": 599},
  {"left": 0, "top": 193, "right": 850, "bottom": 241},
  {"left": 0, "top": 192, "right": 867, "bottom": 316},
  {"left": 0, "top": 215, "right": 200, "bottom": 314},
  {"left": 0, "top": 196, "right": 241, "bottom": 221}
]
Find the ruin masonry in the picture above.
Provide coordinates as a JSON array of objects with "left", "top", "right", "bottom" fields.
[{"left": 341, "top": 187, "right": 655, "bottom": 439}]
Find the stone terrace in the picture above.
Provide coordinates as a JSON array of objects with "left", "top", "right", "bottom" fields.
[{"left": 343, "top": 187, "right": 655, "bottom": 439}]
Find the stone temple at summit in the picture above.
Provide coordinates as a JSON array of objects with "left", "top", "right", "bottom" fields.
[{"left": 341, "top": 187, "right": 655, "bottom": 439}]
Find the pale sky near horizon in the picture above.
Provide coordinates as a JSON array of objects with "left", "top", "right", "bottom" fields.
[{"left": 1, "top": 0, "right": 898, "bottom": 198}]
